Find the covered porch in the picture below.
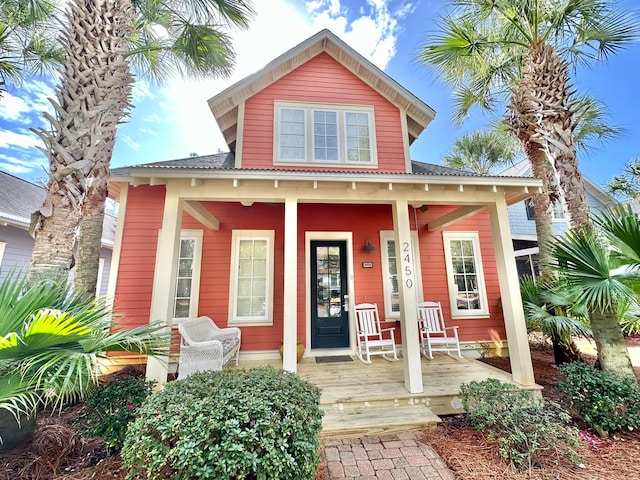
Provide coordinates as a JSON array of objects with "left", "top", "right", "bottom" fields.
[{"left": 109, "top": 165, "right": 543, "bottom": 396}]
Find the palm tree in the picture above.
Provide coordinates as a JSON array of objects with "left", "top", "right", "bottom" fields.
[
  {"left": 28, "top": 0, "right": 255, "bottom": 293},
  {"left": 607, "top": 157, "right": 640, "bottom": 199},
  {"left": 0, "top": 273, "right": 170, "bottom": 450},
  {"left": 520, "top": 276, "right": 591, "bottom": 365},
  {"left": 418, "top": 0, "right": 638, "bottom": 228},
  {"left": 552, "top": 205, "right": 640, "bottom": 380},
  {"left": 0, "top": 0, "right": 62, "bottom": 95},
  {"left": 442, "top": 128, "right": 522, "bottom": 175}
]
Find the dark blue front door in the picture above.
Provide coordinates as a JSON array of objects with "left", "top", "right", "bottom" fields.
[{"left": 310, "top": 241, "right": 349, "bottom": 349}]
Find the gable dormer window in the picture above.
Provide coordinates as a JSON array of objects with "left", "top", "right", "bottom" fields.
[{"left": 275, "top": 102, "right": 377, "bottom": 166}]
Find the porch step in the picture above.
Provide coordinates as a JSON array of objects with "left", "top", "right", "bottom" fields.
[{"left": 321, "top": 404, "right": 441, "bottom": 438}]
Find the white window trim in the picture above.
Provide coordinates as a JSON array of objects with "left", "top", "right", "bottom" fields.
[
  {"left": 379, "top": 231, "right": 423, "bottom": 320},
  {"left": 274, "top": 101, "right": 377, "bottom": 167},
  {"left": 95, "top": 257, "right": 105, "bottom": 298},
  {"left": 172, "top": 230, "right": 203, "bottom": 324},
  {"left": 228, "top": 230, "right": 275, "bottom": 326},
  {"left": 0, "top": 241, "right": 6, "bottom": 268},
  {"left": 442, "top": 231, "right": 489, "bottom": 319},
  {"left": 311, "top": 108, "right": 340, "bottom": 163},
  {"left": 551, "top": 200, "right": 567, "bottom": 222}
]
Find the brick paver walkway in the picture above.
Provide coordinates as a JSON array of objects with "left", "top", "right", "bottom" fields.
[{"left": 320, "top": 432, "right": 455, "bottom": 480}]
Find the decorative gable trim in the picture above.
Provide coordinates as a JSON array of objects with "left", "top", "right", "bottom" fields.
[{"left": 208, "top": 29, "right": 435, "bottom": 153}]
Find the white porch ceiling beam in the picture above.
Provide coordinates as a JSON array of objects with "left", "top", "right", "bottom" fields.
[
  {"left": 184, "top": 200, "right": 220, "bottom": 230},
  {"left": 149, "top": 177, "right": 165, "bottom": 186},
  {"left": 427, "top": 205, "right": 486, "bottom": 231}
]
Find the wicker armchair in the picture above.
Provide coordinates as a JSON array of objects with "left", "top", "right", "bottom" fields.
[{"left": 177, "top": 316, "right": 241, "bottom": 380}]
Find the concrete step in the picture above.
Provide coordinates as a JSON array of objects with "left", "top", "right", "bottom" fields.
[{"left": 320, "top": 404, "right": 441, "bottom": 438}]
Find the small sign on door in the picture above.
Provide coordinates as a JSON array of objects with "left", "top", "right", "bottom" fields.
[{"left": 362, "top": 262, "right": 373, "bottom": 268}]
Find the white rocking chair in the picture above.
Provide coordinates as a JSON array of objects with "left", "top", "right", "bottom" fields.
[
  {"left": 354, "top": 302, "right": 399, "bottom": 364},
  {"left": 177, "top": 316, "right": 241, "bottom": 379},
  {"left": 417, "top": 301, "right": 462, "bottom": 359}
]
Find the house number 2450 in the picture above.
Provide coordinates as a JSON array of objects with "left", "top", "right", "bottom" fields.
[{"left": 402, "top": 241, "right": 413, "bottom": 288}]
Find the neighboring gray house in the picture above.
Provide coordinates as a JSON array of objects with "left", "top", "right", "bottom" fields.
[
  {"left": 0, "top": 171, "right": 115, "bottom": 295},
  {"left": 500, "top": 160, "right": 618, "bottom": 280}
]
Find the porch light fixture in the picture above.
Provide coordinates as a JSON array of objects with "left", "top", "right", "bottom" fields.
[
  {"left": 410, "top": 203, "right": 429, "bottom": 212},
  {"left": 363, "top": 240, "right": 376, "bottom": 253}
]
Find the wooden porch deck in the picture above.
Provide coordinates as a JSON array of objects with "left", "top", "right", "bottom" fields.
[{"left": 236, "top": 353, "right": 541, "bottom": 438}]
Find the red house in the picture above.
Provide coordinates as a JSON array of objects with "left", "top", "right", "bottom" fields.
[{"left": 108, "top": 30, "right": 540, "bottom": 394}]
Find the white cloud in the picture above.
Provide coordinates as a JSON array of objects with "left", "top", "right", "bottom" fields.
[
  {"left": 143, "top": 113, "right": 164, "bottom": 124},
  {"left": 132, "top": 80, "right": 155, "bottom": 103},
  {"left": 0, "top": 92, "right": 30, "bottom": 121},
  {"left": 0, "top": 129, "right": 42, "bottom": 149},
  {"left": 0, "top": 152, "right": 47, "bottom": 175},
  {"left": 0, "top": 162, "right": 33, "bottom": 174},
  {"left": 140, "top": 128, "right": 158, "bottom": 136},
  {"left": 121, "top": 135, "right": 140, "bottom": 151},
  {"left": 0, "top": 80, "right": 55, "bottom": 126}
]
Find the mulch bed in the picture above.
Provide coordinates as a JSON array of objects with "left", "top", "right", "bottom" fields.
[{"left": 418, "top": 337, "right": 640, "bottom": 480}]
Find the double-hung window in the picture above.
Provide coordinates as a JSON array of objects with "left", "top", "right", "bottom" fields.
[
  {"left": 442, "top": 232, "right": 488, "bottom": 318},
  {"left": 173, "top": 230, "right": 203, "bottom": 322},
  {"left": 229, "top": 230, "right": 274, "bottom": 325},
  {"left": 275, "top": 102, "right": 376, "bottom": 166},
  {"left": 380, "top": 231, "right": 422, "bottom": 319}
]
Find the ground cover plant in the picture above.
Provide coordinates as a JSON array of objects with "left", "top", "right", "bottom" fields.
[
  {"left": 557, "top": 361, "right": 640, "bottom": 437},
  {"left": 460, "top": 378, "right": 580, "bottom": 470},
  {"left": 79, "top": 375, "right": 155, "bottom": 453}
]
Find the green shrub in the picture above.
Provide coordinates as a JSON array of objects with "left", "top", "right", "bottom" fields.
[
  {"left": 460, "top": 378, "right": 580, "bottom": 470},
  {"left": 121, "top": 366, "right": 323, "bottom": 480},
  {"left": 80, "top": 375, "right": 154, "bottom": 453},
  {"left": 556, "top": 362, "right": 640, "bottom": 437}
]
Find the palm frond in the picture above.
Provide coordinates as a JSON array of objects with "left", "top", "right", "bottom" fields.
[
  {"left": 0, "top": 372, "right": 41, "bottom": 418},
  {"left": 571, "top": 93, "right": 624, "bottom": 154},
  {"left": 553, "top": 228, "right": 639, "bottom": 311},
  {"left": 596, "top": 204, "right": 640, "bottom": 265},
  {"left": 0, "top": 275, "right": 170, "bottom": 419}
]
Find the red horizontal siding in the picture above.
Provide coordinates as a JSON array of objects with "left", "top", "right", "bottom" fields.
[
  {"left": 114, "top": 199, "right": 509, "bottom": 353},
  {"left": 113, "top": 185, "right": 165, "bottom": 328},
  {"left": 241, "top": 52, "right": 406, "bottom": 173}
]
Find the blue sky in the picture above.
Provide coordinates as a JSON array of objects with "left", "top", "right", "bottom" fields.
[{"left": 1, "top": 0, "right": 639, "bottom": 191}]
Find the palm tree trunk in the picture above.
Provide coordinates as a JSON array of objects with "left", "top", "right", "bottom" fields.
[
  {"left": 591, "top": 306, "right": 635, "bottom": 381},
  {"left": 28, "top": 187, "right": 80, "bottom": 285},
  {"left": 526, "top": 145, "right": 556, "bottom": 283},
  {"left": 30, "top": 0, "right": 132, "bottom": 287},
  {"left": 519, "top": 42, "right": 592, "bottom": 229},
  {"left": 74, "top": 172, "right": 108, "bottom": 296}
]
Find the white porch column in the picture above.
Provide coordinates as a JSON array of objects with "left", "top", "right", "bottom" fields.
[
  {"left": 146, "top": 185, "right": 184, "bottom": 386},
  {"left": 488, "top": 197, "right": 535, "bottom": 386},
  {"left": 282, "top": 196, "right": 298, "bottom": 372},
  {"left": 392, "top": 199, "right": 423, "bottom": 393}
]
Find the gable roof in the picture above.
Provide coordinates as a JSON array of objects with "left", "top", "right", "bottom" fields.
[
  {"left": 208, "top": 29, "right": 436, "bottom": 152},
  {"left": 499, "top": 160, "right": 618, "bottom": 208},
  {"left": 0, "top": 170, "right": 117, "bottom": 247}
]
